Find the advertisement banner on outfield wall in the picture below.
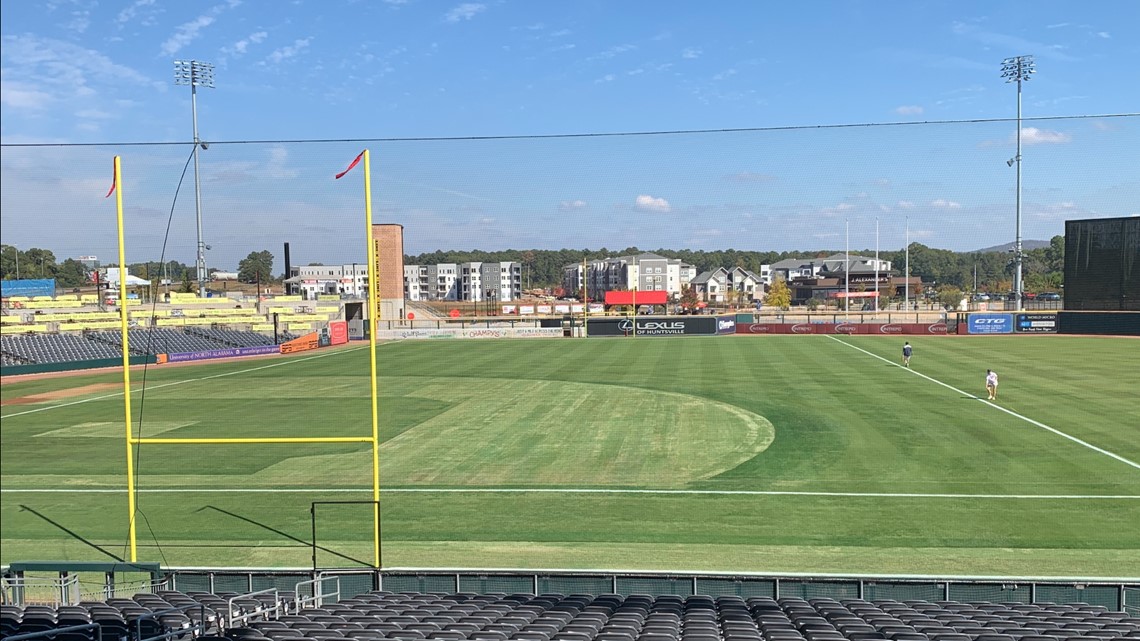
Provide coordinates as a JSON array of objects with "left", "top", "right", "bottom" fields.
[
  {"left": 162, "top": 344, "right": 281, "bottom": 364},
  {"left": 327, "top": 320, "right": 349, "bottom": 345},
  {"left": 1014, "top": 313, "right": 1058, "bottom": 333},
  {"left": 738, "top": 323, "right": 949, "bottom": 335},
  {"left": 716, "top": 316, "right": 736, "bottom": 334},
  {"left": 587, "top": 316, "right": 720, "bottom": 336},
  {"left": 280, "top": 331, "right": 320, "bottom": 354},
  {"left": 967, "top": 313, "right": 1014, "bottom": 334}
]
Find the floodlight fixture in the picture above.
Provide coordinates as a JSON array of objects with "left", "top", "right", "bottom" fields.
[
  {"left": 174, "top": 60, "right": 216, "bottom": 298},
  {"left": 1000, "top": 55, "right": 1035, "bottom": 310}
]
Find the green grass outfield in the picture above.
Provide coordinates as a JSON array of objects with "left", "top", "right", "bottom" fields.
[{"left": 1, "top": 335, "right": 1138, "bottom": 576}]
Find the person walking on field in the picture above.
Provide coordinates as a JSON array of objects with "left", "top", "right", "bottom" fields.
[
  {"left": 902, "top": 342, "right": 912, "bottom": 368},
  {"left": 985, "top": 369, "right": 999, "bottom": 400}
]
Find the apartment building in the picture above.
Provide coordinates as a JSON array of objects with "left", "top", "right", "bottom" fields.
[{"left": 563, "top": 253, "right": 698, "bottom": 302}]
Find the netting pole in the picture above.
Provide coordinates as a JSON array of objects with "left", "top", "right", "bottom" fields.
[
  {"left": 363, "top": 149, "right": 382, "bottom": 569},
  {"left": 113, "top": 156, "right": 138, "bottom": 562}
]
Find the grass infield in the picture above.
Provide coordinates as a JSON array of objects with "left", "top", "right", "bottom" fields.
[{"left": 1, "top": 335, "right": 1138, "bottom": 576}]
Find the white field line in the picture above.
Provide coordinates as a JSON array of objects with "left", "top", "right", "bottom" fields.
[
  {"left": 826, "top": 335, "right": 1140, "bottom": 471},
  {"left": 1, "top": 487, "right": 1137, "bottom": 499},
  {"left": 0, "top": 344, "right": 371, "bottom": 419}
]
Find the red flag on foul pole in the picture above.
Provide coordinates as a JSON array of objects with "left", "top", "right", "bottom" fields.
[
  {"left": 105, "top": 162, "right": 117, "bottom": 197},
  {"left": 335, "top": 151, "right": 365, "bottom": 179}
]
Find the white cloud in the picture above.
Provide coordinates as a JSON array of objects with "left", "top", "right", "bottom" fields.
[
  {"left": 161, "top": 14, "right": 217, "bottom": 56},
  {"left": 897, "top": 200, "right": 915, "bottom": 209},
  {"left": 712, "top": 69, "right": 737, "bottom": 81},
  {"left": 728, "top": 171, "right": 777, "bottom": 183},
  {"left": 682, "top": 47, "right": 702, "bottom": 59},
  {"left": 0, "top": 34, "right": 160, "bottom": 115},
  {"left": 635, "top": 195, "right": 671, "bottom": 213},
  {"left": 1097, "top": 31, "right": 1111, "bottom": 39},
  {"left": 930, "top": 199, "right": 962, "bottom": 209},
  {"left": 116, "top": 0, "right": 156, "bottom": 25},
  {"left": 0, "top": 82, "right": 54, "bottom": 110},
  {"left": 595, "top": 74, "right": 615, "bottom": 83},
  {"left": 895, "top": 105, "right": 924, "bottom": 115},
  {"left": 1020, "top": 127, "right": 1072, "bottom": 145},
  {"left": 227, "top": 31, "right": 268, "bottom": 56},
  {"left": 589, "top": 44, "right": 637, "bottom": 61},
  {"left": 559, "top": 199, "right": 587, "bottom": 211},
  {"left": 266, "top": 38, "right": 312, "bottom": 64},
  {"left": 444, "top": 3, "right": 486, "bottom": 22}
]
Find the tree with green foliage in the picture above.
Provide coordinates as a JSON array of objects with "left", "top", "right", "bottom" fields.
[
  {"left": 764, "top": 278, "right": 791, "bottom": 310},
  {"left": 238, "top": 250, "right": 275, "bottom": 283}
]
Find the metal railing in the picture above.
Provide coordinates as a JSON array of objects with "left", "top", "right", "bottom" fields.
[
  {"left": 226, "top": 587, "right": 281, "bottom": 627},
  {"left": 1, "top": 575, "right": 80, "bottom": 607},
  {"left": 158, "top": 567, "right": 1138, "bottom": 612},
  {"left": 4, "top": 623, "right": 104, "bottom": 641},
  {"left": 293, "top": 576, "right": 340, "bottom": 612}
]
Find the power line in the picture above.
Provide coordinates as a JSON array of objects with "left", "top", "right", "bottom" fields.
[{"left": 3, "top": 112, "right": 1137, "bottom": 148}]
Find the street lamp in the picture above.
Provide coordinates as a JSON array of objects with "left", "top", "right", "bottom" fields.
[
  {"left": 174, "top": 59, "right": 215, "bottom": 299},
  {"left": 1002, "top": 54, "right": 1035, "bottom": 311}
]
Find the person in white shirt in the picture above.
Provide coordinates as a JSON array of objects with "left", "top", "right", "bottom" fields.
[{"left": 985, "top": 369, "right": 999, "bottom": 401}]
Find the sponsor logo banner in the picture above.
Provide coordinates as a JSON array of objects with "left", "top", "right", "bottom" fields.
[
  {"left": 740, "top": 323, "right": 949, "bottom": 335},
  {"left": 376, "top": 328, "right": 564, "bottom": 340},
  {"left": 328, "top": 320, "right": 349, "bottom": 345},
  {"left": 588, "top": 316, "right": 718, "bottom": 336},
  {"left": 968, "top": 313, "right": 1014, "bottom": 334},
  {"left": 716, "top": 316, "right": 737, "bottom": 334},
  {"left": 164, "top": 344, "right": 280, "bottom": 363},
  {"left": 1015, "top": 312, "right": 1058, "bottom": 333},
  {"left": 280, "top": 332, "right": 320, "bottom": 354}
]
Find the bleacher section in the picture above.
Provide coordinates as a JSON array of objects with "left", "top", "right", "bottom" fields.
[
  {"left": 0, "top": 333, "right": 123, "bottom": 364},
  {"left": 1, "top": 328, "right": 283, "bottom": 365},
  {"left": 88, "top": 329, "right": 245, "bottom": 356},
  {"left": 185, "top": 328, "right": 277, "bottom": 348},
  {"left": 1, "top": 590, "right": 1137, "bottom": 641}
]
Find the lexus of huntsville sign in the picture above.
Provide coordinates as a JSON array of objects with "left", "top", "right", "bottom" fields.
[{"left": 587, "top": 316, "right": 732, "bottom": 336}]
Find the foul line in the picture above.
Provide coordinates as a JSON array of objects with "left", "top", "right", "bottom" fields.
[
  {"left": 0, "top": 344, "right": 372, "bottom": 419},
  {"left": 1, "top": 487, "right": 1136, "bottom": 499},
  {"left": 826, "top": 336, "right": 1140, "bottom": 471}
]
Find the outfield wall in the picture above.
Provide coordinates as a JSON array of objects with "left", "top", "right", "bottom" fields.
[
  {"left": 377, "top": 327, "right": 564, "bottom": 340},
  {"left": 737, "top": 322, "right": 948, "bottom": 335},
  {"left": 0, "top": 355, "right": 156, "bottom": 377},
  {"left": 1058, "top": 311, "right": 1140, "bottom": 336}
]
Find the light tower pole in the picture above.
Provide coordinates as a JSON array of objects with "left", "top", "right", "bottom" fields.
[
  {"left": 1002, "top": 55, "right": 1035, "bottom": 311},
  {"left": 174, "top": 60, "right": 215, "bottom": 298}
]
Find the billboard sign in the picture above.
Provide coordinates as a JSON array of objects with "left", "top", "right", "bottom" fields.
[
  {"left": 588, "top": 316, "right": 721, "bottom": 336},
  {"left": 716, "top": 316, "right": 736, "bottom": 334},
  {"left": 968, "top": 313, "right": 1014, "bottom": 334},
  {"left": 1015, "top": 312, "right": 1058, "bottom": 333}
]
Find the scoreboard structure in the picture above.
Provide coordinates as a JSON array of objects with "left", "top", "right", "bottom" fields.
[{"left": 1064, "top": 216, "right": 1140, "bottom": 311}]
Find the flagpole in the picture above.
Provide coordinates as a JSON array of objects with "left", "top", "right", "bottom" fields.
[
  {"left": 113, "top": 156, "right": 138, "bottom": 562},
  {"left": 874, "top": 217, "right": 880, "bottom": 315}
]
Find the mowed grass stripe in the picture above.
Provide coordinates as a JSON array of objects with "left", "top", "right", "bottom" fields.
[
  {"left": 3, "top": 335, "right": 1139, "bottom": 573},
  {"left": 827, "top": 335, "right": 1140, "bottom": 471}
]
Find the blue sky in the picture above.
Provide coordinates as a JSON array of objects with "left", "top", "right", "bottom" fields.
[{"left": 1, "top": 0, "right": 1138, "bottom": 269}]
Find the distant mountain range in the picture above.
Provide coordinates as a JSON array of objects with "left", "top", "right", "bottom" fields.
[{"left": 973, "top": 240, "right": 1051, "bottom": 253}]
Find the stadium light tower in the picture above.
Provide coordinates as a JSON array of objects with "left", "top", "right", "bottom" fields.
[
  {"left": 1002, "top": 55, "right": 1035, "bottom": 311},
  {"left": 174, "top": 59, "right": 215, "bottom": 298}
]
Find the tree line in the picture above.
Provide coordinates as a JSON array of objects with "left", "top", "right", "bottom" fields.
[
  {"left": 3, "top": 236, "right": 1065, "bottom": 295},
  {"left": 406, "top": 235, "right": 1065, "bottom": 293}
]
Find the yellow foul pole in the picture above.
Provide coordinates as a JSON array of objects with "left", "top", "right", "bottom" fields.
[
  {"left": 113, "top": 156, "right": 138, "bottom": 562},
  {"left": 362, "top": 150, "right": 381, "bottom": 568}
]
